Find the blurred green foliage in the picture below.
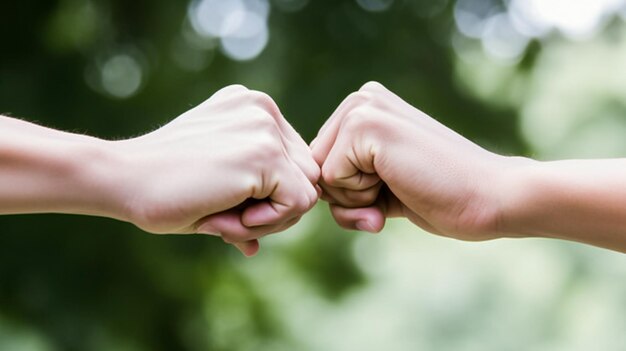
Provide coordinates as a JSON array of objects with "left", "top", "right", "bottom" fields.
[{"left": 2, "top": 0, "right": 626, "bottom": 350}]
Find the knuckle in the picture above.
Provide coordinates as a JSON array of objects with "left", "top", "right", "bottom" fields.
[
  {"left": 311, "top": 147, "right": 326, "bottom": 166},
  {"left": 226, "top": 84, "right": 248, "bottom": 92},
  {"left": 308, "top": 187, "right": 320, "bottom": 207},
  {"left": 321, "top": 164, "right": 338, "bottom": 185},
  {"left": 247, "top": 110, "right": 281, "bottom": 137},
  {"left": 343, "top": 106, "right": 380, "bottom": 132},
  {"left": 248, "top": 107, "right": 275, "bottom": 125},
  {"left": 345, "top": 91, "right": 373, "bottom": 107},
  {"left": 302, "top": 185, "right": 318, "bottom": 209},
  {"left": 255, "top": 133, "right": 283, "bottom": 159},
  {"left": 299, "top": 155, "right": 321, "bottom": 183},
  {"left": 309, "top": 163, "right": 322, "bottom": 184},
  {"left": 248, "top": 91, "right": 279, "bottom": 111},
  {"left": 360, "top": 81, "right": 385, "bottom": 92},
  {"left": 293, "top": 196, "right": 311, "bottom": 213}
]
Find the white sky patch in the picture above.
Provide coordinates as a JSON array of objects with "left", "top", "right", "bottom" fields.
[
  {"left": 454, "top": 0, "right": 626, "bottom": 62},
  {"left": 509, "top": 0, "right": 626, "bottom": 40}
]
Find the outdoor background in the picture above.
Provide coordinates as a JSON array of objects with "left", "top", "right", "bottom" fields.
[{"left": 2, "top": 0, "right": 626, "bottom": 350}]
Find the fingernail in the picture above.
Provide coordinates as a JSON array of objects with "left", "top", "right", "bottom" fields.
[
  {"left": 356, "top": 220, "right": 376, "bottom": 233},
  {"left": 197, "top": 223, "right": 220, "bottom": 236}
]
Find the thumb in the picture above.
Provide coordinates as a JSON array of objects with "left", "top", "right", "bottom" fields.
[
  {"left": 329, "top": 204, "right": 386, "bottom": 233},
  {"left": 233, "top": 240, "right": 260, "bottom": 257},
  {"left": 328, "top": 188, "right": 406, "bottom": 233}
]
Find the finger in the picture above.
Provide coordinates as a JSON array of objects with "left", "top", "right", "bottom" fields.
[
  {"left": 320, "top": 123, "right": 379, "bottom": 189},
  {"left": 327, "top": 187, "right": 403, "bottom": 233},
  {"left": 316, "top": 83, "right": 378, "bottom": 142},
  {"left": 320, "top": 190, "right": 336, "bottom": 203},
  {"left": 311, "top": 81, "right": 388, "bottom": 160},
  {"left": 242, "top": 158, "right": 318, "bottom": 227},
  {"left": 330, "top": 190, "right": 441, "bottom": 235},
  {"left": 250, "top": 91, "right": 320, "bottom": 184},
  {"left": 279, "top": 132, "right": 320, "bottom": 185},
  {"left": 197, "top": 209, "right": 302, "bottom": 242},
  {"left": 230, "top": 212, "right": 302, "bottom": 257},
  {"left": 311, "top": 90, "right": 372, "bottom": 166},
  {"left": 329, "top": 204, "right": 386, "bottom": 233},
  {"left": 322, "top": 162, "right": 381, "bottom": 190},
  {"left": 318, "top": 180, "right": 383, "bottom": 208},
  {"left": 196, "top": 216, "right": 260, "bottom": 257},
  {"left": 315, "top": 111, "right": 383, "bottom": 208},
  {"left": 232, "top": 240, "right": 260, "bottom": 257}
]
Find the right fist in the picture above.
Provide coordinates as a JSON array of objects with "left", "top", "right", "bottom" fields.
[{"left": 312, "top": 82, "right": 508, "bottom": 242}]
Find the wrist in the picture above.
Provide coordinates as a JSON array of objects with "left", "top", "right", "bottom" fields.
[
  {"left": 491, "top": 156, "right": 545, "bottom": 239},
  {"left": 66, "top": 136, "right": 135, "bottom": 223}
]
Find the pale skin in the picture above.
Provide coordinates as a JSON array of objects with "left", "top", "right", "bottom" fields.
[
  {"left": 3, "top": 82, "right": 626, "bottom": 255},
  {"left": 0, "top": 85, "right": 320, "bottom": 257},
  {"left": 312, "top": 81, "right": 626, "bottom": 253}
]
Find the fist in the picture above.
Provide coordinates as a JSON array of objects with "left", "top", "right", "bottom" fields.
[
  {"left": 312, "top": 82, "right": 507, "bottom": 241},
  {"left": 116, "top": 85, "right": 320, "bottom": 255}
]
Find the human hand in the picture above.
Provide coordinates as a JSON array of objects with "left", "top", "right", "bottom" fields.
[
  {"left": 6, "top": 81, "right": 625, "bottom": 253},
  {"left": 113, "top": 85, "right": 320, "bottom": 256},
  {"left": 311, "top": 82, "right": 513, "bottom": 241}
]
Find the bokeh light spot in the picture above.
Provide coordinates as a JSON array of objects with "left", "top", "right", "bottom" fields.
[
  {"left": 189, "top": 0, "right": 246, "bottom": 37},
  {"left": 100, "top": 54, "right": 143, "bottom": 98},
  {"left": 188, "top": 0, "right": 271, "bottom": 61},
  {"left": 220, "top": 12, "right": 269, "bottom": 61},
  {"left": 481, "top": 13, "right": 529, "bottom": 62},
  {"left": 453, "top": 0, "right": 501, "bottom": 38}
]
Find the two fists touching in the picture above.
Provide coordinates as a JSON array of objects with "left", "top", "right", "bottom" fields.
[
  {"left": 121, "top": 81, "right": 503, "bottom": 256},
  {"left": 3, "top": 82, "right": 624, "bottom": 253}
]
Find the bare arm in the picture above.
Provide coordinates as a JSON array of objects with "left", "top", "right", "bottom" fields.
[
  {"left": 500, "top": 158, "right": 626, "bottom": 252},
  {"left": 0, "top": 116, "right": 126, "bottom": 219},
  {"left": 313, "top": 81, "right": 626, "bottom": 253},
  {"left": 0, "top": 85, "right": 320, "bottom": 256}
]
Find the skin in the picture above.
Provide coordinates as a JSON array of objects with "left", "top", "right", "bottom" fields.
[
  {"left": 0, "top": 85, "right": 320, "bottom": 256},
  {"left": 3, "top": 81, "right": 626, "bottom": 255},
  {"left": 312, "top": 81, "right": 626, "bottom": 253}
]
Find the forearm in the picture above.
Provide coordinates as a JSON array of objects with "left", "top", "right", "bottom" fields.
[
  {"left": 0, "top": 116, "right": 129, "bottom": 220},
  {"left": 499, "top": 157, "right": 626, "bottom": 252}
]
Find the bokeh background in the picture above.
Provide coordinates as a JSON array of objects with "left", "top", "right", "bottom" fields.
[{"left": 2, "top": 0, "right": 626, "bottom": 350}]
